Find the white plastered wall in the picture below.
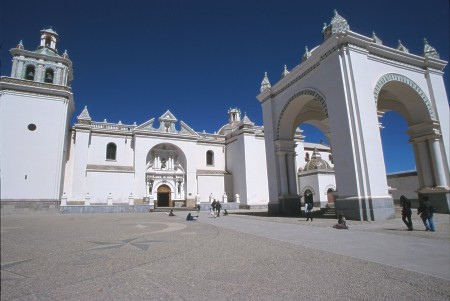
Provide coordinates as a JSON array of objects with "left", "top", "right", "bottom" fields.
[{"left": 1, "top": 92, "right": 69, "bottom": 200}]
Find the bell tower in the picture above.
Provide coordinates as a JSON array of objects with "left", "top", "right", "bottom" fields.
[
  {"left": 10, "top": 28, "right": 73, "bottom": 86},
  {"left": 38, "top": 28, "right": 58, "bottom": 53},
  {"left": 0, "top": 29, "right": 75, "bottom": 210}
]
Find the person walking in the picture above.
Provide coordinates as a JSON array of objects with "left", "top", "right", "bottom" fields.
[
  {"left": 417, "top": 196, "right": 435, "bottom": 232},
  {"left": 211, "top": 199, "right": 217, "bottom": 217},
  {"left": 305, "top": 201, "right": 313, "bottom": 221},
  {"left": 216, "top": 201, "right": 222, "bottom": 217},
  {"left": 400, "top": 195, "right": 413, "bottom": 231}
]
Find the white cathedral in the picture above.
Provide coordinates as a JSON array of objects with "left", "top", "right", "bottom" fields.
[
  {"left": 0, "top": 28, "right": 335, "bottom": 213},
  {"left": 1, "top": 11, "right": 449, "bottom": 219}
]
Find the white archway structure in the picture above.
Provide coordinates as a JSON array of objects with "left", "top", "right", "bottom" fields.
[{"left": 258, "top": 11, "right": 449, "bottom": 220}]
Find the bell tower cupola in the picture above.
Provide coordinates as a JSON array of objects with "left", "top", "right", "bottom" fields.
[
  {"left": 228, "top": 108, "right": 241, "bottom": 124},
  {"left": 38, "top": 28, "right": 59, "bottom": 54},
  {"left": 9, "top": 28, "right": 73, "bottom": 87}
]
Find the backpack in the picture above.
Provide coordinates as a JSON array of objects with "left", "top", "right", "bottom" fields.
[{"left": 307, "top": 202, "right": 313, "bottom": 211}]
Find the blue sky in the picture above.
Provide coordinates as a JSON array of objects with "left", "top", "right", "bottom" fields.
[{"left": 1, "top": 0, "right": 449, "bottom": 173}]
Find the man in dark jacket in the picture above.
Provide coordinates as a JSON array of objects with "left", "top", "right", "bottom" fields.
[
  {"left": 417, "top": 196, "right": 435, "bottom": 232},
  {"left": 400, "top": 195, "right": 413, "bottom": 231}
]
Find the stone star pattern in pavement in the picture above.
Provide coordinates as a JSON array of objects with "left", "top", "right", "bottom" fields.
[{"left": 88, "top": 237, "right": 165, "bottom": 251}]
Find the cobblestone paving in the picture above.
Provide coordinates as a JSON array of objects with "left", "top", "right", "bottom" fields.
[{"left": 1, "top": 209, "right": 449, "bottom": 301}]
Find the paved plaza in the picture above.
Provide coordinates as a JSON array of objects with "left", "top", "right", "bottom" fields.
[{"left": 1, "top": 208, "right": 449, "bottom": 301}]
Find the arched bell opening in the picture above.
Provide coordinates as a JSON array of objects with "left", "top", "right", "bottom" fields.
[
  {"left": 44, "top": 68, "right": 54, "bottom": 84},
  {"left": 25, "top": 65, "right": 35, "bottom": 81}
]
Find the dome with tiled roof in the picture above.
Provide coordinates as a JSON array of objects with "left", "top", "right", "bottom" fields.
[{"left": 304, "top": 148, "right": 331, "bottom": 171}]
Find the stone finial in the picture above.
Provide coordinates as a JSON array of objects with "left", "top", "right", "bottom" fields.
[
  {"left": 423, "top": 38, "right": 440, "bottom": 59},
  {"left": 241, "top": 112, "right": 254, "bottom": 126},
  {"left": 17, "top": 40, "right": 24, "bottom": 50},
  {"left": 322, "top": 9, "right": 350, "bottom": 40},
  {"left": 397, "top": 40, "right": 409, "bottom": 53},
  {"left": 62, "top": 50, "right": 69, "bottom": 59},
  {"left": 260, "top": 72, "right": 271, "bottom": 92},
  {"left": 281, "top": 65, "right": 290, "bottom": 78},
  {"left": 77, "top": 106, "right": 92, "bottom": 124},
  {"left": 371, "top": 32, "right": 383, "bottom": 45},
  {"left": 302, "top": 46, "right": 311, "bottom": 62}
]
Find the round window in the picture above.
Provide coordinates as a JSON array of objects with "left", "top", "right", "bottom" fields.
[{"left": 28, "top": 124, "right": 37, "bottom": 131}]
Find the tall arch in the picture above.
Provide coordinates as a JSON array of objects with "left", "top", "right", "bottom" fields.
[
  {"left": 374, "top": 73, "right": 435, "bottom": 120},
  {"left": 375, "top": 74, "right": 449, "bottom": 212},
  {"left": 276, "top": 89, "right": 328, "bottom": 140}
]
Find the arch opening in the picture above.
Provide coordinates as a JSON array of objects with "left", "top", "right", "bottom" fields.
[{"left": 376, "top": 76, "right": 449, "bottom": 207}]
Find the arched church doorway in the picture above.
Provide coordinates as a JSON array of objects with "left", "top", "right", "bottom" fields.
[
  {"left": 327, "top": 188, "right": 334, "bottom": 204},
  {"left": 157, "top": 185, "right": 171, "bottom": 207},
  {"left": 304, "top": 189, "right": 313, "bottom": 204},
  {"left": 146, "top": 143, "right": 187, "bottom": 207}
]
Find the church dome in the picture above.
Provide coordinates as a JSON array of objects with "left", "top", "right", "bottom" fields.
[{"left": 304, "top": 148, "right": 331, "bottom": 171}]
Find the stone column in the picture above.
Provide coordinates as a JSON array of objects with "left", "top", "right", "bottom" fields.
[
  {"left": 128, "top": 193, "right": 134, "bottom": 205},
  {"left": 16, "top": 61, "right": 24, "bottom": 79},
  {"left": 61, "top": 192, "right": 67, "bottom": 206},
  {"left": 417, "top": 140, "right": 435, "bottom": 187},
  {"left": 11, "top": 60, "right": 18, "bottom": 78},
  {"left": 55, "top": 67, "right": 62, "bottom": 85},
  {"left": 287, "top": 152, "right": 297, "bottom": 194},
  {"left": 36, "top": 64, "right": 43, "bottom": 82},
  {"left": 428, "top": 138, "right": 448, "bottom": 188},
  {"left": 410, "top": 141, "right": 425, "bottom": 188},
  {"left": 277, "top": 152, "right": 288, "bottom": 195},
  {"left": 107, "top": 193, "right": 113, "bottom": 205},
  {"left": 85, "top": 193, "right": 91, "bottom": 206}
]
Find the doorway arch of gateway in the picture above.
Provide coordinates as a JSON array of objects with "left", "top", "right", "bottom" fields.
[
  {"left": 146, "top": 143, "right": 187, "bottom": 207},
  {"left": 257, "top": 15, "right": 449, "bottom": 220}
]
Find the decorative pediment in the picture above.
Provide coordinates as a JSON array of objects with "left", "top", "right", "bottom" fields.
[
  {"left": 179, "top": 121, "right": 199, "bottom": 136},
  {"left": 77, "top": 106, "right": 91, "bottom": 125},
  {"left": 158, "top": 110, "right": 178, "bottom": 133},
  {"left": 134, "top": 111, "right": 199, "bottom": 136},
  {"left": 135, "top": 118, "right": 155, "bottom": 130},
  {"left": 159, "top": 110, "right": 177, "bottom": 122}
]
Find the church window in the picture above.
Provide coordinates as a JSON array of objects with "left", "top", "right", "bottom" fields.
[
  {"left": 25, "top": 65, "right": 35, "bottom": 81},
  {"left": 206, "top": 150, "right": 214, "bottom": 166},
  {"left": 44, "top": 68, "right": 54, "bottom": 83},
  {"left": 28, "top": 124, "right": 37, "bottom": 131},
  {"left": 106, "top": 143, "right": 117, "bottom": 160},
  {"left": 45, "top": 37, "right": 51, "bottom": 47}
]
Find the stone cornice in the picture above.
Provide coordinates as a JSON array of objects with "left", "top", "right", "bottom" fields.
[
  {"left": 11, "top": 48, "right": 72, "bottom": 68},
  {"left": 0, "top": 77, "right": 74, "bottom": 112},
  {"left": 257, "top": 30, "right": 448, "bottom": 103},
  {"left": 0, "top": 76, "right": 72, "bottom": 94}
]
